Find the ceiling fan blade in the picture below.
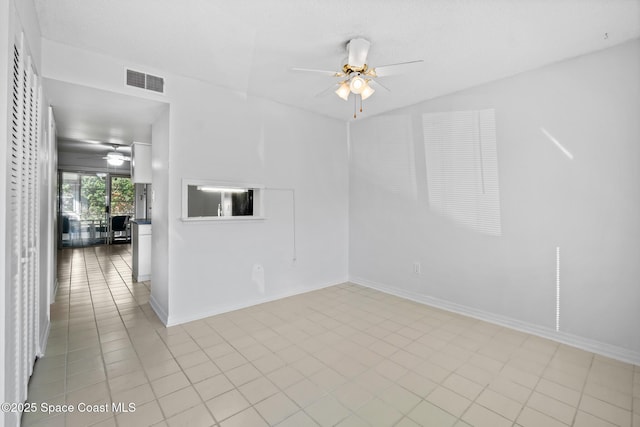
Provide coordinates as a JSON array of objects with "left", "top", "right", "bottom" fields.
[
  {"left": 370, "top": 60, "right": 424, "bottom": 77},
  {"left": 291, "top": 67, "right": 343, "bottom": 77},
  {"left": 106, "top": 152, "right": 131, "bottom": 161},
  {"left": 369, "top": 79, "right": 391, "bottom": 92},
  {"left": 89, "top": 143, "right": 132, "bottom": 153},
  {"left": 348, "top": 38, "right": 370, "bottom": 68},
  {"left": 314, "top": 83, "right": 341, "bottom": 98},
  {"left": 90, "top": 143, "right": 115, "bottom": 151},
  {"left": 103, "top": 157, "right": 131, "bottom": 162}
]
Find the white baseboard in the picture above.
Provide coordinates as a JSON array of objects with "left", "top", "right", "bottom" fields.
[
  {"left": 149, "top": 294, "right": 168, "bottom": 325},
  {"left": 165, "top": 278, "right": 348, "bottom": 327},
  {"left": 51, "top": 278, "right": 58, "bottom": 302},
  {"left": 350, "top": 276, "right": 640, "bottom": 366},
  {"left": 38, "top": 321, "right": 50, "bottom": 358}
]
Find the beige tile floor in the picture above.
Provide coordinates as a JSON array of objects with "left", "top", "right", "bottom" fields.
[{"left": 22, "top": 245, "right": 639, "bottom": 427}]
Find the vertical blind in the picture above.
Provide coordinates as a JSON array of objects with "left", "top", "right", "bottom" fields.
[
  {"left": 7, "top": 32, "right": 42, "bottom": 415},
  {"left": 423, "top": 109, "right": 502, "bottom": 236}
]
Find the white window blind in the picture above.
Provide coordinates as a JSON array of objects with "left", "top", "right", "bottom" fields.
[
  {"left": 423, "top": 109, "right": 502, "bottom": 236},
  {"left": 7, "top": 32, "right": 42, "bottom": 415}
]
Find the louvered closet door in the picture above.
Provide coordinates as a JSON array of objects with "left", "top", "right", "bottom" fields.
[{"left": 6, "top": 32, "right": 42, "bottom": 414}]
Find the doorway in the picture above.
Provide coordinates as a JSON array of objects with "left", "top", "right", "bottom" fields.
[{"left": 59, "top": 171, "right": 134, "bottom": 247}]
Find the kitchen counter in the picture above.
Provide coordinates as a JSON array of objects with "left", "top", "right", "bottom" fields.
[
  {"left": 130, "top": 218, "right": 152, "bottom": 225},
  {"left": 131, "top": 220, "right": 152, "bottom": 282}
]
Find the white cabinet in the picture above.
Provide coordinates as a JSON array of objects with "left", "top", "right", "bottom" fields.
[
  {"left": 131, "top": 142, "right": 152, "bottom": 183},
  {"left": 132, "top": 220, "right": 152, "bottom": 282}
]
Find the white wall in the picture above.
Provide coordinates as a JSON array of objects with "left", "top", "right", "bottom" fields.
[
  {"left": 166, "top": 83, "right": 348, "bottom": 324},
  {"left": 349, "top": 39, "right": 640, "bottom": 363},
  {"left": 41, "top": 41, "right": 350, "bottom": 326}
]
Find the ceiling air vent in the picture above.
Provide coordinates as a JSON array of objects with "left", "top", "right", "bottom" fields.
[{"left": 126, "top": 69, "right": 165, "bottom": 94}]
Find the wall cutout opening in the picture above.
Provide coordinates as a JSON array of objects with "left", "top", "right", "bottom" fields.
[
  {"left": 423, "top": 109, "right": 502, "bottom": 236},
  {"left": 182, "top": 180, "right": 264, "bottom": 221}
]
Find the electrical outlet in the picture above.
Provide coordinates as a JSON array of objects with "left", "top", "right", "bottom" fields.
[{"left": 413, "top": 262, "right": 421, "bottom": 275}]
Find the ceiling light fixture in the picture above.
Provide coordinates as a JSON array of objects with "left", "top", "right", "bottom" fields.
[
  {"left": 360, "top": 82, "right": 375, "bottom": 100},
  {"left": 293, "top": 37, "right": 424, "bottom": 119},
  {"left": 349, "top": 75, "right": 366, "bottom": 94},
  {"left": 335, "top": 82, "right": 350, "bottom": 101},
  {"left": 197, "top": 186, "right": 248, "bottom": 193},
  {"left": 335, "top": 75, "right": 374, "bottom": 109},
  {"left": 107, "top": 157, "right": 124, "bottom": 166},
  {"left": 106, "top": 152, "right": 125, "bottom": 166},
  {"left": 337, "top": 74, "right": 376, "bottom": 118}
]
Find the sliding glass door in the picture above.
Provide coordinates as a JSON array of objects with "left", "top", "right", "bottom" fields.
[
  {"left": 110, "top": 176, "right": 135, "bottom": 217},
  {"left": 59, "top": 172, "right": 134, "bottom": 247},
  {"left": 60, "top": 172, "right": 108, "bottom": 247},
  {"left": 108, "top": 176, "right": 135, "bottom": 244}
]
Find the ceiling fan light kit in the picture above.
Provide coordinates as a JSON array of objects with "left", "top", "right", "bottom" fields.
[
  {"left": 294, "top": 37, "right": 423, "bottom": 118},
  {"left": 360, "top": 83, "right": 375, "bottom": 100},
  {"left": 349, "top": 75, "right": 366, "bottom": 94},
  {"left": 107, "top": 157, "right": 124, "bottom": 166},
  {"left": 100, "top": 143, "right": 132, "bottom": 166},
  {"left": 106, "top": 152, "right": 126, "bottom": 166},
  {"left": 335, "top": 82, "right": 350, "bottom": 101}
]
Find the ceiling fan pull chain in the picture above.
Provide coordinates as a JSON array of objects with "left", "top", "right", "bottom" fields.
[
  {"left": 353, "top": 94, "right": 357, "bottom": 119},
  {"left": 360, "top": 95, "right": 363, "bottom": 113}
]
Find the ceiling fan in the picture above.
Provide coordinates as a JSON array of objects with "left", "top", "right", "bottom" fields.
[
  {"left": 102, "top": 145, "right": 131, "bottom": 166},
  {"left": 292, "top": 37, "right": 423, "bottom": 118}
]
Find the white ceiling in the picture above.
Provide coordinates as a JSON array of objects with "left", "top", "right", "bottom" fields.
[
  {"left": 35, "top": 0, "right": 640, "bottom": 144},
  {"left": 47, "top": 79, "right": 167, "bottom": 151}
]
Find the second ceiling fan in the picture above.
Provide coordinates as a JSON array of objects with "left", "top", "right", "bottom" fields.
[{"left": 102, "top": 145, "right": 131, "bottom": 166}]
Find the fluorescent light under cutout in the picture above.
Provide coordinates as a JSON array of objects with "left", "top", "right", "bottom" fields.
[{"left": 197, "top": 186, "right": 248, "bottom": 193}]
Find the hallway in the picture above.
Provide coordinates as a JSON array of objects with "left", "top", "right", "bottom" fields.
[{"left": 24, "top": 245, "right": 158, "bottom": 426}]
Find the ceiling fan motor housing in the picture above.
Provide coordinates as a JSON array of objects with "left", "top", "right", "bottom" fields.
[
  {"left": 342, "top": 63, "right": 368, "bottom": 74},
  {"left": 346, "top": 37, "right": 371, "bottom": 68}
]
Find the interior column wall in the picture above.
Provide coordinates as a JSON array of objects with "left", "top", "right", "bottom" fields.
[
  {"left": 165, "top": 79, "right": 349, "bottom": 325},
  {"left": 149, "top": 106, "right": 170, "bottom": 322},
  {"left": 37, "top": 106, "right": 56, "bottom": 354}
]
